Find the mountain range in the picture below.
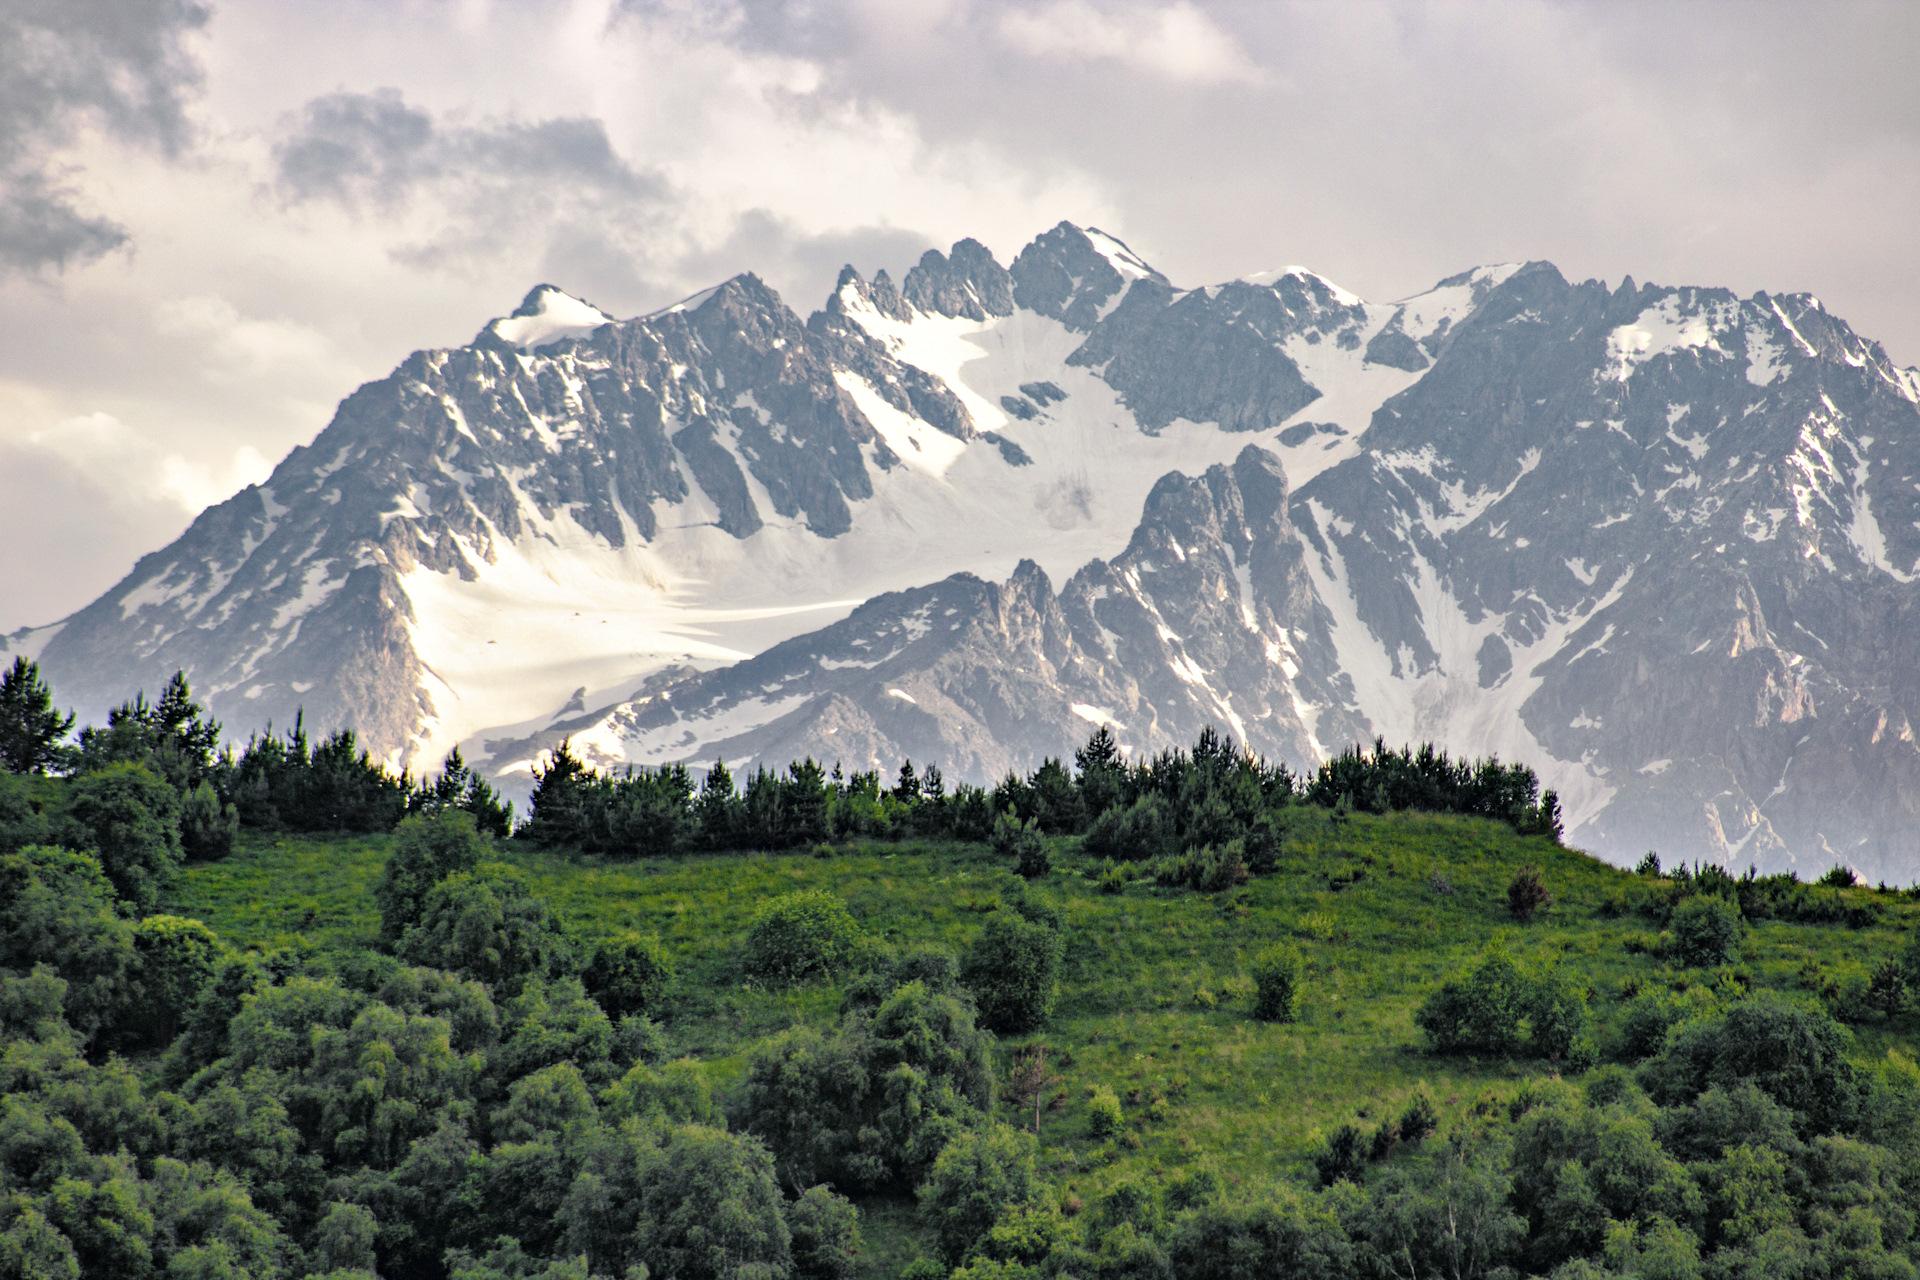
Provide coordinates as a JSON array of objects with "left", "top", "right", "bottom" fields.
[{"left": 10, "top": 222, "right": 1920, "bottom": 878}]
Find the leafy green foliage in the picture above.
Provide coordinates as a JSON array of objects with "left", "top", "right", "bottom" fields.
[
  {"left": 739, "top": 978, "right": 992, "bottom": 1193},
  {"left": 397, "top": 863, "right": 573, "bottom": 996},
  {"left": 788, "top": 1184, "right": 862, "bottom": 1280},
  {"left": 1670, "top": 893, "right": 1743, "bottom": 966},
  {"left": 1250, "top": 943, "right": 1303, "bottom": 1022},
  {"left": 65, "top": 761, "right": 183, "bottom": 911},
  {"left": 374, "top": 808, "right": 489, "bottom": 943},
  {"left": 743, "top": 890, "right": 864, "bottom": 986},
  {"left": 1415, "top": 946, "right": 1595, "bottom": 1065},
  {"left": 918, "top": 1124, "right": 1044, "bottom": 1268},
  {"left": 0, "top": 845, "right": 133, "bottom": 1041},
  {"left": 961, "top": 909, "right": 1063, "bottom": 1035},
  {"left": 120, "top": 915, "right": 221, "bottom": 1050},
  {"left": 579, "top": 934, "right": 673, "bottom": 1021}
]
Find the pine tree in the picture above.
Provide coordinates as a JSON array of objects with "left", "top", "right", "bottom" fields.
[
  {"left": 893, "top": 759, "right": 921, "bottom": 804},
  {"left": 0, "top": 657, "right": 74, "bottom": 774}
]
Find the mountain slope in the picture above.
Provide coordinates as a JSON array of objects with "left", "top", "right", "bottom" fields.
[{"left": 16, "top": 223, "right": 1920, "bottom": 874}]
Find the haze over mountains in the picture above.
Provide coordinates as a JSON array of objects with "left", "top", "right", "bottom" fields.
[{"left": 10, "top": 223, "right": 1920, "bottom": 878}]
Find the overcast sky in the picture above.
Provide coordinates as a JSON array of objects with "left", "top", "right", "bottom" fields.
[{"left": 2, "top": 0, "right": 1916, "bottom": 631}]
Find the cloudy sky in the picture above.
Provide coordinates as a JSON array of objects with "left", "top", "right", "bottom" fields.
[{"left": 2, "top": 0, "right": 1916, "bottom": 631}]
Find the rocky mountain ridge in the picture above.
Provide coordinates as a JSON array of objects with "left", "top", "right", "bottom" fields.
[{"left": 12, "top": 223, "right": 1920, "bottom": 875}]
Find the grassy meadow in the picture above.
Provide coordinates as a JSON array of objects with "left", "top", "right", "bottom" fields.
[{"left": 162, "top": 809, "right": 1916, "bottom": 1275}]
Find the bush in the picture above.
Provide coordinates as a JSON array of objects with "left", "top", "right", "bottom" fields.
[
  {"left": 961, "top": 909, "right": 1064, "bottom": 1034},
  {"left": 743, "top": 890, "right": 863, "bottom": 986},
  {"left": 66, "top": 761, "right": 184, "bottom": 910},
  {"left": 1250, "top": 943, "right": 1303, "bottom": 1022},
  {"left": 374, "top": 809, "right": 488, "bottom": 942},
  {"left": 1088, "top": 1085, "right": 1123, "bottom": 1138},
  {"left": 1508, "top": 865, "right": 1551, "bottom": 921},
  {"left": 1082, "top": 794, "right": 1172, "bottom": 863},
  {"left": 0, "top": 844, "right": 134, "bottom": 1040},
  {"left": 1670, "top": 894, "right": 1742, "bottom": 966},
  {"left": 1416, "top": 946, "right": 1592, "bottom": 1063},
  {"left": 122, "top": 915, "right": 222, "bottom": 1050},
  {"left": 1397, "top": 1093, "right": 1438, "bottom": 1144},
  {"left": 581, "top": 934, "right": 674, "bottom": 1019},
  {"left": 1640, "top": 993, "right": 1858, "bottom": 1133},
  {"left": 178, "top": 781, "right": 239, "bottom": 861},
  {"left": 1819, "top": 864, "right": 1858, "bottom": 888},
  {"left": 1314, "top": 1124, "right": 1367, "bottom": 1185},
  {"left": 787, "top": 1184, "right": 861, "bottom": 1280},
  {"left": 398, "top": 863, "right": 572, "bottom": 996},
  {"left": 1151, "top": 842, "right": 1249, "bottom": 893},
  {"left": 919, "top": 1124, "right": 1043, "bottom": 1267}
]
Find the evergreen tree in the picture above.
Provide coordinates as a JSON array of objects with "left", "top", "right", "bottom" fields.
[
  {"left": 410, "top": 747, "right": 514, "bottom": 837},
  {"left": 893, "top": 759, "right": 921, "bottom": 805},
  {"left": 693, "top": 760, "right": 741, "bottom": 850},
  {"left": 0, "top": 657, "right": 73, "bottom": 774}
]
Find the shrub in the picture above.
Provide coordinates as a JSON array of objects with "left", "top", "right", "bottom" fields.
[
  {"left": 374, "top": 809, "right": 488, "bottom": 942},
  {"left": 1397, "top": 1094, "right": 1438, "bottom": 1145},
  {"left": 122, "top": 914, "right": 222, "bottom": 1050},
  {"left": 1865, "top": 959, "right": 1911, "bottom": 1017},
  {"left": 1670, "top": 894, "right": 1742, "bottom": 967},
  {"left": 66, "top": 761, "right": 184, "bottom": 910},
  {"left": 178, "top": 781, "right": 239, "bottom": 861},
  {"left": 1017, "top": 837, "right": 1051, "bottom": 881},
  {"left": 1416, "top": 946, "right": 1592, "bottom": 1064},
  {"left": 582, "top": 934, "right": 674, "bottom": 1019},
  {"left": 1640, "top": 993, "right": 1859, "bottom": 1133},
  {"left": 1314, "top": 1124, "right": 1367, "bottom": 1185},
  {"left": 1151, "top": 842, "right": 1249, "bottom": 893},
  {"left": 1082, "top": 794, "right": 1172, "bottom": 863},
  {"left": 398, "top": 863, "right": 572, "bottom": 996},
  {"left": 918, "top": 1124, "right": 1044, "bottom": 1268},
  {"left": 786, "top": 1184, "right": 862, "bottom": 1280},
  {"left": 0, "top": 845, "right": 134, "bottom": 1040},
  {"left": 1087, "top": 1085, "right": 1123, "bottom": 1138},
  {"left": 1819, "top": 864, "right": 1858, "bottom": 888},
  {"left": 961, "top": 909, "right": 1064, "bottom": 1034},
  {"left": 1168, "top": 1193, "right": 1355, "bottom": 1279},
  {"left": 742, "top": 890, "right": 863, "bottom": 986},
  {"left": 1508, "top": 865, "right": 1551, "bottom": 921},
  {"left": 1250, "top": 943, "right": 1303, "bottom": 1022}
]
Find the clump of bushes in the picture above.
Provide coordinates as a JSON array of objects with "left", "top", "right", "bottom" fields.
[
  {"left": 743, "top": 890, "right": 865, "bottom": 985},
  {"left": 1670, "top": 893, "right": 1742, "bottom": 966},
  {"left": 961, "top": 902, "right": 1064, "bottom": 1034},
  {"left": 1415, "top": 946, "right": 1595, "bottom": 1068}
]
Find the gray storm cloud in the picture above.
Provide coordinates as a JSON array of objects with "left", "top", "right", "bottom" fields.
[{"left": 0, "top": 0, "right": 209, "bottom": 272}]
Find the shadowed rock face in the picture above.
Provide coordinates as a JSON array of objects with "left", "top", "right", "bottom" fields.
[{"left": 18, "top": 223, "right": 1920, "bottom": 877}]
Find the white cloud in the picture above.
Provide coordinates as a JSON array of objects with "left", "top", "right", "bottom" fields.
[
  {"left": 996, "top": 1, "right": 1263, "bottom": 85},
  {"left": 29, "top": 411, "right": 272, "bottom": 514}
]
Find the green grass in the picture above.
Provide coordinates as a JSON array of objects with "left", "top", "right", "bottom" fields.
[{"left": 164, "top": 809, "right": 1918, "bottom": 1274}]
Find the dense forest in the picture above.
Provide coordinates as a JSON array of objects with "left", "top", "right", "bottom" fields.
[{"left": 6, "top": 656, "right": 1920, "bottom": 1280}]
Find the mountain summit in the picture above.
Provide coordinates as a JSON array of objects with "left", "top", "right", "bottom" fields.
[{"left": 13, "top": 224, "right": 1920, "bottom": 876}]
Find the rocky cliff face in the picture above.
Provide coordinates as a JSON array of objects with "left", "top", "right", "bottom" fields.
[{"left": 16, "top": 223, "right": 1920, "bottom": 875}]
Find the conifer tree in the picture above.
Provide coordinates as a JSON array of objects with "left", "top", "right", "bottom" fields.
[{"left": 0, "top": 657, "right": 73, "bottom": 774}]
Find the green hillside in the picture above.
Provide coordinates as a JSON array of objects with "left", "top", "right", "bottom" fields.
[
  {"left": 9, "top": 658, "right": 1920, "bottom": 1280},
  {"left": 159, "top": 810, "right": 1920, "bottom": 1278}
]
